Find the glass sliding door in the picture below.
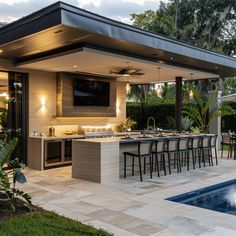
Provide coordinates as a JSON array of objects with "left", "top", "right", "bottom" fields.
[{"left": 0, "top": 71, "right": 28, "bottom": 163}]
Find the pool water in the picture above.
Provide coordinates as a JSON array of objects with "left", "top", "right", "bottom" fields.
[{"left": 167, "top": 179, "right": 236, "bottom": 215}]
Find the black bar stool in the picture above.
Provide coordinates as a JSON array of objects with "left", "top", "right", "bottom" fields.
[
  {"left": 201, "top": 135, "right": 212, "bottom": 167},
  {"left": 124, "top": 140, "right": 153, "bottom": 182},
  {"left": 231, "top": 135, "right": 236, "bottom": 160},
  {"left": 151, "top": 138, "right": 168, "bottom": 177},
  {"left": 179, "top": 137, "right": 191, "bottom": 171},
  {"left": 221, "top": 133, "right": 231, "bottom": 159},
  {"left": 209, "top": 134, "right": 218, "bottom": 165},
  {"left": 228, "top": 131, "right": 235, "bottom": 159},
  {"left": 167, "top": 138, "right": 180, "bottom": 173},
  {"left": 189, "top": 135, "right": 202, "bottom": 169}
]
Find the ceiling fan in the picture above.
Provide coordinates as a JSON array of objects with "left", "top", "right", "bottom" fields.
[{"left": 109, "top": 62, "right": 145, "bottom": 77}]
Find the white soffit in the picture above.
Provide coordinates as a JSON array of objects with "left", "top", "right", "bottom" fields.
[
  {"left": 17, "top": 47, "right": 219, "bottom": 83},
  {"left": 219, "top": 94, "right": 236, "bottom": 102}
]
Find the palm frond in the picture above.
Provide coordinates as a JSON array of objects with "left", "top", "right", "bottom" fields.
[{"left": 0, "top": 138, "right": 18, "bottom": 166}]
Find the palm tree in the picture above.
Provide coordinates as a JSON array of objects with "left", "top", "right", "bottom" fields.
[
  {"left": 183, "top": 87, "right": 235, "bottom": 133},
  {"left": 127, "top": 84, "right": 152, "bottom": 103}
]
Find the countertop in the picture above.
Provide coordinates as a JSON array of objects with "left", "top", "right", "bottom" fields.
[
  {"left": 29, "top": 133, "right": 213, "bottom": 142},
  {"left": 28, "top": 135, "right": 85, "bottom": 140},
  {"left": 28, "top": 131, "right": 141, "bottom": 140},
  {"left": 72, "top": 136, "right": 175, "bottom": 144},
  {"left": 73, "top": 133, "right": 210, "bottom": 144}
]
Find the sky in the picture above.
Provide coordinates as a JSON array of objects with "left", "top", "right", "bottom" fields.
[{"left": 0, "top": 0, "right": 167, "bottom": 24}]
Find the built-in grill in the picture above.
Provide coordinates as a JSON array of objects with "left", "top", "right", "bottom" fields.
[{"left": 79, "top": 126, "right": 114, "bottom": 139}]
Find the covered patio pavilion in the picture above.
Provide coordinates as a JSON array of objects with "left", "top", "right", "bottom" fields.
[
  {"left": 1, "top": 2, "right": 236, "bottom": 132},
  {"left": 2, "top": 2, "right": 236, "bottom": 235}
]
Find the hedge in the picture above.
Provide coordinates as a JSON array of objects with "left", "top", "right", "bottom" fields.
[
  {"left": 127, "top": 102, "right": 236, "bottom": 132},
  {"left": 127, "top": 102, "right": 176, "bottom": 130}
]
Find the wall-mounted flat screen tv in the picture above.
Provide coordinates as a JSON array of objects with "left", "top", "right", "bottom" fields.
[{"left": 73, "top": 78, "right": 110, "bottom": 106}]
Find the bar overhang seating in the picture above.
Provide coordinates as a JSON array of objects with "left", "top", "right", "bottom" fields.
[{"left": 123, "top": 134, "right": 218, "bottom": 181}]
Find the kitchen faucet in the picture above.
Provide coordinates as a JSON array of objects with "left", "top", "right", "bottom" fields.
[{"left": 147, "top": 117, "right": 156, "bottom": 134}]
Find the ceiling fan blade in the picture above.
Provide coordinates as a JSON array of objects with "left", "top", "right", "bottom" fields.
[
  {"left": 110, "top": 66, "right": 144, "bottom": 76},
  {"left": 128, "top": 68, "right": 137, "bottom": 73},
  {"left": 133, "top": 72, "right": 145, "bottom": 76},
  {"left": 109, "top": 69, "right": 120, "bottom": 74}
]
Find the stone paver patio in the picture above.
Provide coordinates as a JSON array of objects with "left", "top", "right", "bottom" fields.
[{"left": 19, "top": 156, "right": 236, "bottom": 236}]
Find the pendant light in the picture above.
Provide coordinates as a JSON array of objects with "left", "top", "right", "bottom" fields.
[
  {"left": 189, "top": 73, "right": 194, "bottom": 99},
  {"left": 189, "top": 90, "right": 194, "bottom": 99},
  {"left": 156, "top": 85, "right": 162, "bottom": 97},
  {"left": 123, "top": 61, "right": 131, "bottom": 94},
  {"left": 125, "top": 80, "right": 131, "bottom": 94},
  {"left": 156, "top": 67, "right": 163, "bottom": 97}
]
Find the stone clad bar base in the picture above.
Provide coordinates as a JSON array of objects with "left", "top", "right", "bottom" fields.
[{"left": 72, "top": 139, "right": 120, "bottom": 183}]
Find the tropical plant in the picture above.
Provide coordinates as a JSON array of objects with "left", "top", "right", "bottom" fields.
[
  {"left": 127, "top": 84, "right": 152, "bottom": 103},
  {"left": 181, "top": 116, "right": 194, "bottom": 131},
  {"left": 0, "top": 107, "right": 8, "bottom": 130},
  {"left": 117, "top": 118, "right": 137, "bottom": 132},
  {"left": 183, "top": 87, "right": 235, "bottom": 133},
  {"left": 220, "top": 77, "right": 236, "bottom": 95},
  {"left": 0, "top": 138, "right": 31, "bottom": 212},
  {"left": 190, "top": 126, "right": 201, "bottom": 134}
]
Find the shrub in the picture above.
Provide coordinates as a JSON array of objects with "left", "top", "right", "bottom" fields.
[{"left": 0, "top": 138, "right": 31, "bottom": 212}]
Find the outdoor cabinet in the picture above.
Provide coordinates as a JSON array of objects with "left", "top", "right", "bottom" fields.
[{"left": 44, "top": 139, "right": 72, "bottom": 168}]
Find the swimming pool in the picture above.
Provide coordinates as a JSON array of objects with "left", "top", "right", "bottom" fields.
[{"left": 167, "top": 179, "right": 236, "bottom": 215}]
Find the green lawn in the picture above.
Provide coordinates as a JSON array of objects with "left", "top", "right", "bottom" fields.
[{"left": 0, "top": 211, "right": 113, "bottom": 236}]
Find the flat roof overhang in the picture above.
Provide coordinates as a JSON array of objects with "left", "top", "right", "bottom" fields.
[
  {"left": 17, "top": 47, "right": 219, "bottom": 84},
  {"left": 0, "top": 1, "right": 236, "bottom": 77}
]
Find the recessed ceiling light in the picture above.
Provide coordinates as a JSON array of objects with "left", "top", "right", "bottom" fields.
[
  {"left": 73, "top": 65, "right": 78, "bottom": 68},
  {"left": 0, "top": 49, "right": 3, "bottom": 53}
]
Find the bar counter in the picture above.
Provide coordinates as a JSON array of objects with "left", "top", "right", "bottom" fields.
[{"left": 72, "top": 134, "right": 213, "bottom": 183}]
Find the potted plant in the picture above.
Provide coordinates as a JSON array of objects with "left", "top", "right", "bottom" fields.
[{"left": 117, "top": 118, "right": 137, "bottom": 132}]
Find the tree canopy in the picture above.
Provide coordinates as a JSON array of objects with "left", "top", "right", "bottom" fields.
[
  {"left": 131, "top": 0, "right": 236, "bottom": 55},
  {"left": 129, "top": 0, "right": 236, "bottom": 101}
]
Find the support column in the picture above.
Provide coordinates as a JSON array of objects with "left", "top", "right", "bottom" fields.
[
  {"left": 209, "top": 90, "right": 222, "bottom": 150},
  {"left": 175, "top": 76, "right": 182, "bottom": 132}
]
